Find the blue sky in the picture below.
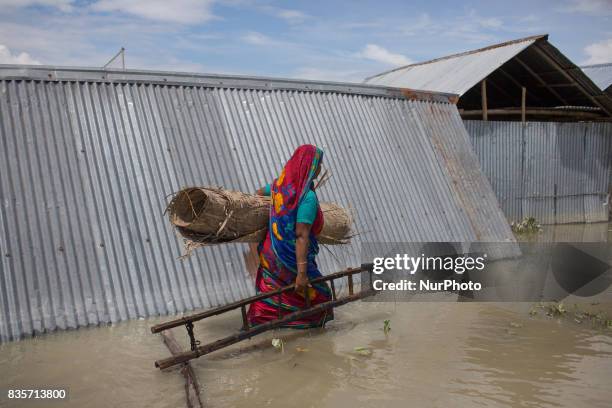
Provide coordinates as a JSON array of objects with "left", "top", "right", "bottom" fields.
[{"left": 0, "top": 0, "right": 611, "bottom": 82}]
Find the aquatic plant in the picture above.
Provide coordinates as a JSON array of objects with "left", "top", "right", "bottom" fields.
[
  {"left": 383, "top": 319, "right": 391, "bottom": 335},
  {"left": 354, "top": 347, "right": 372, "bottom": 356},
  {"left": 546, "top": 302, "right": 566, "bottom": 316},
  {"left": 530, "top": 302, "right": 612, "bottom": 330},
  {"left": 510, "top": 217, "right": 542, "bottom": 234},
  {"left": 571, "top": 304, "right": 612, "bottom": 329},
  {"left": 271, "top": 338, "right": 284, "bottom": 352}
]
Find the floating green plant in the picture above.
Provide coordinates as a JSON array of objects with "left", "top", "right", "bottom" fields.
[
  {"left": 529, "top": 302, "right": 612, "bottom": 330},
  {"left": 354, "top": 346, "right": 372, "bottom": 356},
  {"left": 383, "top": 319, "right": 391, "bottom": 335},
  {"left": 546, "top": 302, "right": 566, "bottom": 316},
  {"left": 511, "top": 217, "right": 542, "bottom": 234},
  {"left": 272, "top": 338, "right": 284, "bottom": 352}
]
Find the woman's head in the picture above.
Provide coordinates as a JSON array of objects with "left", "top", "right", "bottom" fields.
[
  {"left": 288, "top": 144, "right": 323, "bottom": 182},
  {"left": 273, "top": 145, "right": 323, "bottom": 209}
]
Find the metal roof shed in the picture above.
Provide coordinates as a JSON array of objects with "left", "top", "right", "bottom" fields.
[
  {"left": 365, "top": 35, "right": 612, "bottom": 122},
  {"left": 0, "top": 65, "right": 514, "bottom": 342},
  {"left": 581, "top": 63, "right": 612, "bottom": 94}
]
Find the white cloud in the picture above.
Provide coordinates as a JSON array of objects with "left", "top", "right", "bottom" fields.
[
  {"left": 276, "top": 8, "right": 308, "bottom": 23},
  {"left": 357, "top": 44, "right": 412, "bottom": 66},
  {"left": 582, "top": 38, "right": 612, "bottom": 64},
  {"left": 256, "top": 5, "right": 308, "bottom": 24},
  {"left": 241, "top": 31, "right": 275, "bottom": 46},
  {"left": 479, "top": 17, "right": 503, "bottom": 29},
  {"left": 0, "top": 44, "right": 41, "bottom": 64},
  {"left": 1, "top": 0, "right": 74, "bottom": 12},
  {"left": 559, "top": 0, "right": 612, "bottom": 15},
  {"left": 91, "top": 0, "right": 217, "bottom": 24},
  {"left": 240, "top": 31, "right": 296, "bottom": 48}
]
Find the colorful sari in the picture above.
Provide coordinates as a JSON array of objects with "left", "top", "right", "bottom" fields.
[{"left": 247, "top": 145, "right": 333, "bottom": 328}]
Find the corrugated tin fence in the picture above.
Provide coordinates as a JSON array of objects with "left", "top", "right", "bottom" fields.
[
  {"left": 0, "top": 67, "right": 514, "bottom": 342},
  {"left": 465, "top": 120, "right": 612, "bottom": 224}
]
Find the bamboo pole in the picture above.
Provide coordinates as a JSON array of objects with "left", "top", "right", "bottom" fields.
[
  {"left": 530, "top": 44, "right": 612, "bottom": 117},
  {"left": 160, "top": 331, "right": 204, "bottom": 408},
  {"left": 515, "top": 56, "right": 569, "bottom": 105},
  {"left": 521, "top": 87, "right": 526, "bottom": 123},
  {"left": 460, "top": 107, "right": 603, "bottom": 120},
  {"left": 481, "top": 79, "right": 488, "bottom": 121}
]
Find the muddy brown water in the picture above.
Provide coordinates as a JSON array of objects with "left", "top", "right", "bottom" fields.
[{"left": 1, "top": 223, "right": 611, "bottom": 408}]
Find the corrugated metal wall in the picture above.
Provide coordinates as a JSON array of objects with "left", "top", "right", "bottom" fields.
[
  {"left": 466, "top": 120, "right": 612, "bottom": 224},
  {"left": 0, "top": 67, "right": 514, "bottom": 342}
]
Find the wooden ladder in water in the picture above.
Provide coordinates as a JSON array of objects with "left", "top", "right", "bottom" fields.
[{"left": 151, "top": 266, "right": 374, "bottom": 370}]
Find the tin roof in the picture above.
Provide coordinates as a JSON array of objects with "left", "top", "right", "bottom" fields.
[
  {"left": 0, "top": 65, "right": 514, "bottom": 342},
  {"left": 365, "top": 35, "right": 612, "bottom": 118},
  {"left": 365, "top": 35, "right": 544, "bottom": 95},
  {"left": 581, "top": 63, "right": 612, "bottom": 92}
]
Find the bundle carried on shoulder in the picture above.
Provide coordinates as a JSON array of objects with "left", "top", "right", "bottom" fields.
[{"left": 166, "top": 187, "right": 353, "bottom": 254}]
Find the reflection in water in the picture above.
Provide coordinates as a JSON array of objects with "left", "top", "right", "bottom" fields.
[{"left": 1, "top": 224, "right": 611, "bottom": 407}]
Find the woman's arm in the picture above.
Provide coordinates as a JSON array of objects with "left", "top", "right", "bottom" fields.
[
  {"left": 294, "top": 222, "right": 312, "bottom": 294},
  {"left": 256, "top": 184, "right": 271, "bottom": 196}
]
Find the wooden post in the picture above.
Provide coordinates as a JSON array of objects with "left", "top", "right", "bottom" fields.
[
  {"left": 330, "top": 280, "right": 337, "bottom": 301},
  {"left": 521, "top": 87, "right": 526, "bottom": 124},
  {"left": 481, "top": 79, "right": 488, "bottom": 121},
  {"left": 241, "top": 305, "right": 249, "bottom": 331}
]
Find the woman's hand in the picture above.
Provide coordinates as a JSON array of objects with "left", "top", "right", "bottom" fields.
[{"left": 295, "top": 271, "right": 309, "bottom": 295}]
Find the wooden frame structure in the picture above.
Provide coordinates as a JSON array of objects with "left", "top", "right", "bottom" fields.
[
  {"left": 460, "top": 38, "right": 612, "bottom": 122},
  {"left": 151, "top": 266, "right": 374, "bottom": 370},
  {"left": 366, "top": 34, "right": 612, "bottom": 122}
]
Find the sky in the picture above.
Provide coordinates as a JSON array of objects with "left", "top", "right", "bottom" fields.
[{"left": 0, "top": 0, "right": 611, "bottom": 83}]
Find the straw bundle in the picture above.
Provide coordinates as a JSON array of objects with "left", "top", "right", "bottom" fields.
[{"left": 166, "top": 187, "right": 352, "bottom": 253}]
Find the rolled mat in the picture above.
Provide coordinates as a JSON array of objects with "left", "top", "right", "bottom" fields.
[{"left": 166, "top": 187, "right": 353, "bottom": 254}]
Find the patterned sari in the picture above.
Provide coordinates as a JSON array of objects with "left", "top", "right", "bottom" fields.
[{"left": 247, "top": 145, "right": 333, "bottom": 328}]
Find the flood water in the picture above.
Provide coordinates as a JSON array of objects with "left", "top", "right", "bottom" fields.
[{"left": 1, "top": 222, "right": 611, "bottom": 408}]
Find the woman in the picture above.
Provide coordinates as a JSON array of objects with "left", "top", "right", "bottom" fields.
[{"left": 247, "top": 144, "right": 333, "bottom": 328}]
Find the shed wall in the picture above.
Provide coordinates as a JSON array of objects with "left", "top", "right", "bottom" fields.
[
  {"left": 0, "top": 74, "right": 514, "bottom": 342},
  {"left": 465, "top": 120, "right": 612, "bottom": 224}
]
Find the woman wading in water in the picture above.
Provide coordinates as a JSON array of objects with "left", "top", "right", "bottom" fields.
[{"left": 247, "top": 144, "right": 333, "bottom": 328}]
